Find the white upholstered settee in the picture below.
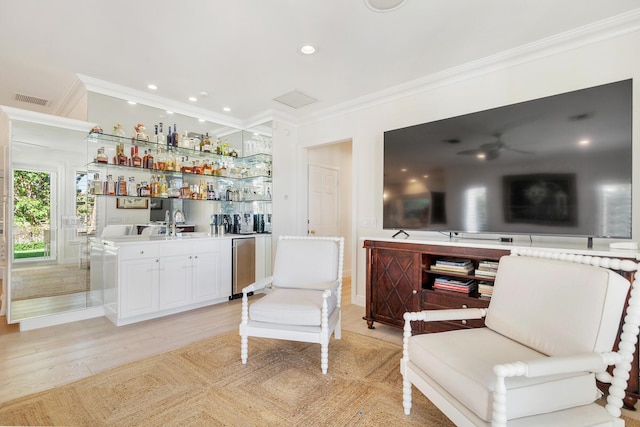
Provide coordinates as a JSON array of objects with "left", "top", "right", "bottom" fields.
[{"left": 401, "top": 250, "right": 640, "bottom": 427}]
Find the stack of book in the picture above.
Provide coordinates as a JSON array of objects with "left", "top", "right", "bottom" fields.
[
  {"left": 475, "top": 260, "right": 499, "bottom": 279},
  {"left": 433, "top": 277, "right": 477, "bottom": 294},
  {"left": 478, "top": 281, "right": 494, "bottom": 298},
  {"left": 430, "top": 258, "right": 474, "bottom": 275}
]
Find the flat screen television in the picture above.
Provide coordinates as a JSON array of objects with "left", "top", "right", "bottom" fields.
[{"left": 383, "top": 79, "right": 633, "bottom": 239}]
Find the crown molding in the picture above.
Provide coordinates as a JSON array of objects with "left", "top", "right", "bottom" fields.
[
  {"left": 77, "top": 75, "right": 246, "bottom": 130},
  {"left": 0, "top": 105, "right": 95, "bottom": 132},
  {"left": 54, "top": 76, "right": 87, "bottom": 119},
  {"left": 298, "top": 8, "right": 640, "bottom": 126}
]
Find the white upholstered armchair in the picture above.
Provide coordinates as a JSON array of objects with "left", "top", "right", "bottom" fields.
[
  {"left": 401, "top": 250, "right": 640, "bottom": 426},
  {"left": 239, "top": 235, "right": 344, "bottom": 374}
]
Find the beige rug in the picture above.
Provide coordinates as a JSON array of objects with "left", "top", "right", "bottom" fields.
[
  {"left": 0, "top": 331, "right": 637, "bottom": 427},
  {"left": 10, "top": 264, "right": 89, "bottom": 300}
]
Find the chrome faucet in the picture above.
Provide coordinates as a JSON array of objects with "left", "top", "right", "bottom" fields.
[{"left": 172, "top": 210, "right": 184, "bottom": 236}]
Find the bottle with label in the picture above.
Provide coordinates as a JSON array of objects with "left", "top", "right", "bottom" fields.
[
  {"left": 105, "top": 174, "right": 115, "bottom": 195},
  {"left": 139, "top": 181, "right": 150, "bottom": 197},
  {"left": 95, "top": 147, "right": 108, "bottom": 164},
  {"left": 93, "top": 173, "right": 103, "bottom": 195},
  {"left": 172, "top": 124, "right": 179, "bottom": 148},
  {"left": 203, "top": 133, "right": 212, "bottom": 152},
  {"left": 117, "top": 176, "right": 127, "bottom": 196},
  {"left": 157, "top": 122, "right": 164, "bottom": 145},
  {"left": 131, "top": 146, "right": 142, "bottom": 167},
  {"left": 127, "top": 177, "right": 137, "bottom": 196},
  {"left": 160, "top": 174, "right": 168, "bottom": 198}
]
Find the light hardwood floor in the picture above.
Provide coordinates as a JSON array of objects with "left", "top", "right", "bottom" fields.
[
  {"left": 0, "top": 277, "right": 402, "bottom": 405},
  {"left": 1, "top": 279, "right": 639, "bottom": 422}
]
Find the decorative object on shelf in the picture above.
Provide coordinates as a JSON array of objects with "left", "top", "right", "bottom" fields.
[
  {"left": 116, "top": 197, "right": 149, "bottom": 209},
  {"left": 113, "top": 124, "right": 126, "bottom": 137},
  {"left": 133, "top": 123, "right": 149, "bottom": 142},
  {"left": 91, "top": 125, "right": 103, "bottom": 133}
]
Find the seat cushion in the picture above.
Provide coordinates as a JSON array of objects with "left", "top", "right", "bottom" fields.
[
  {"left": 249, "top": 288, "right": 337, "bottom": 326},
  {"left": 408, "top": 328, "right": 599, "bottom": 422}
]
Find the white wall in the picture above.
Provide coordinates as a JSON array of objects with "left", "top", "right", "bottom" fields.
[{"left": 289, "top": 27, "right": 640, "bottom": 306}]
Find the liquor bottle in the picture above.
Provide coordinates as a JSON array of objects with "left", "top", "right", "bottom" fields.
[
  {"left": 93, "top": 173, "right": 103, "bottom": 195},
  {"left": 160, "top": 174, "right": 168, "bottom": 198},
  {"left": 147, "top": 149, "right": 155, "bottom": 169},
  {"left": 151, "top": 175, "right": 160, "bottom": 197},
  {"left": 117, "top": 176, "right": 127, "bottom": 196},
  {"left": 172, "top": 124, "right": 179, "bottom": 148},
  {"left": 166, "top": 124, "right": 172, "bottom": 149},
  {"left": 156, "top": 146, "right": 167, "bottom": 171},
  {"left": 105, "top": 174, "right": 115, "bottom": 195},
  {"left": 131, "top": 145, "right": 142, "bottom": 167},
  {"left": 95, "top": 147, "right": 108, "bottom": 164},
  {"left": 203, "top": 133, "right": 212, "bottom": 152},
  {"left": 127, "top": 177, "right": 137, "bottom": 196},
  {"left": 139, "top": 181, "right": 150, "bottom": 197},
  {"left": 157, "top": 122, "right": 164, "bottom": 145},
  {"left": 154, "top": 125, "right": 159, "bottom": 144}
]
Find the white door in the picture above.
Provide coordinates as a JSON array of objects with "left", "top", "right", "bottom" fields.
[{"left": 308, "top": 165, "right": 339, "bottom": 236}]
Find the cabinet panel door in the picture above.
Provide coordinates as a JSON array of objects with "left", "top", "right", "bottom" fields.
[
  {"left": 120, "top": 258, "right": 159, "bottom": 318},
  {"left": 159, "top": 255, "right": 191, "bottom": 309},
  {"left": 193, "top": 251, "right": 221, "bottom": 302},
  {"left": 371, "top": 248, "right": 421, "bottom": 327}
]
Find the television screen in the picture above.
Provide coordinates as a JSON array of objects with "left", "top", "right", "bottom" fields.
[{"left": 383, "top": 79, "right": 632, "bottom": 238}]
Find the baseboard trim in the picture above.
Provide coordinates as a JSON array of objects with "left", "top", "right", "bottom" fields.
[{"left": 19, "top": 306, "right": 105, "bottom": 331}]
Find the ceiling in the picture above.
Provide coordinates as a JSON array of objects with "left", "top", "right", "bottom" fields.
[{"left": 1, "top": 1, "right": 639, "bottom": 127}]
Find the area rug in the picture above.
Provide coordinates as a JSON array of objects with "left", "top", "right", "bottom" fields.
[
  {"left": 0, "top": 331, "right": 452, "bottom": 426},
  {"left": 0, "top": 331, "right": 637, "bottom": 427}
]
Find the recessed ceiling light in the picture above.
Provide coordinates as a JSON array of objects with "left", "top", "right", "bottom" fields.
[
  {"left": 579, "top": 139, "right": 590, "bottom": 146},
  {"left": 401, "top": 168, "right": 407, "bottom": 172},
  {"left": 223, "top": 107, "right": 231, "bottom": 112},
  {"left": 300, "top": 44, "right": 316, "bottom": 55},
  {"left": 189, "top": 96, "right": 197, "bottom": 102},
  {"left": 477, "top": 153, "right": 486, "bottom": 160},
  {"left": 364, "top": 0, "right": 408, "bottom": 12},
  {"left": 166, "top": 110, "right": 174, "bottom": 115},
  {"left": 147, "top": 84, "right": 158, "bottom": 90},
  {"left": 127, "top": 101, "right": 136, "bottom": 105}
]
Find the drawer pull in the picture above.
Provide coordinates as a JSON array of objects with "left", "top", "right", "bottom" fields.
[
  {"left": 412, "top": 290, "right": 418, "bottom": 294},
  {"left": 462, "top": 304, "right": 468, "bottom": 309},
  {"left": 461, "top": 319, "right": 467, "bottom": 325},
  {"left": 140, "top": 250, "right": 144, "bottom": 255}
]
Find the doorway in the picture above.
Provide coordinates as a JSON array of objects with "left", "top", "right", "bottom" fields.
[{"left": 306, "top": 140, "right": 353, "bottom": 279}]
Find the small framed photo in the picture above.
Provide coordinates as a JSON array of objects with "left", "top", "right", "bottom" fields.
[{"left": 116, "top": 197, "right": 149, "bottom": 209}]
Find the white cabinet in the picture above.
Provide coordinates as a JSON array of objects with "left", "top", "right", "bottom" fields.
[
  {"left": 110, "top": 238, "right": 231, "bottom": 325},
  {"left": 121, "top": 257, "right": 159, "bottom": 317},
  {"left": 159, "top": 254, "right": 191, "bottom": 309}
]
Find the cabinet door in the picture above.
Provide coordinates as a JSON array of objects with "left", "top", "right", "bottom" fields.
[
  {"left": 120, "top": 258, "right": 159, "bottom": 318},
  {"left": 192, "top": 251, "right": 221, "bottom": 302},
  {"left": 159, "top": 255, "right": 192, "bottom": 309},
  {"left": 371, "top": 248, "right": 421, "bottom": 328}
]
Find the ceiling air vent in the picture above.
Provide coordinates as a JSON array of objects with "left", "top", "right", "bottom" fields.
[
  {"left": 273, "top": 90, "right": 318, "bottom": 109},
  {"left": 15, "top": 93, "right": 49, "bottom": 106}
]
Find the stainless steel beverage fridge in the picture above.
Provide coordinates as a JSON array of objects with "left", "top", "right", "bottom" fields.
[{"left": 231, "top": 237, "right": 256, "bottom": 299}]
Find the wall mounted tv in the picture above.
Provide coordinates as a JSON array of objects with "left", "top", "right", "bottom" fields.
[{"left": 383, "top": 79, "right": 632, "bottom": 239}]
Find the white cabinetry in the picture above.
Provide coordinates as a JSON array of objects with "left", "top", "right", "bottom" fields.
[{"left": 109, "top": 238, "right": 231, "bottom": 326}]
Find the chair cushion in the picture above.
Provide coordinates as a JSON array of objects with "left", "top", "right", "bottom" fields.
[
  {"left": 409, "top": 328, "right": 599, "bottom": 422},
  {"left": 249, "top": 288, "right": 337, "bottom": 326},
  {"left": 272, "top": 239, "right": 339, "bottom": 289},
  {"left": 485, "top": 256, "right": 629, "bottom": 356}
]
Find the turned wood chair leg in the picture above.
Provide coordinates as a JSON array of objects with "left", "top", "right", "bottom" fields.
[{"left": 241, "top": 334, "right": 248, "bottom": 364}]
